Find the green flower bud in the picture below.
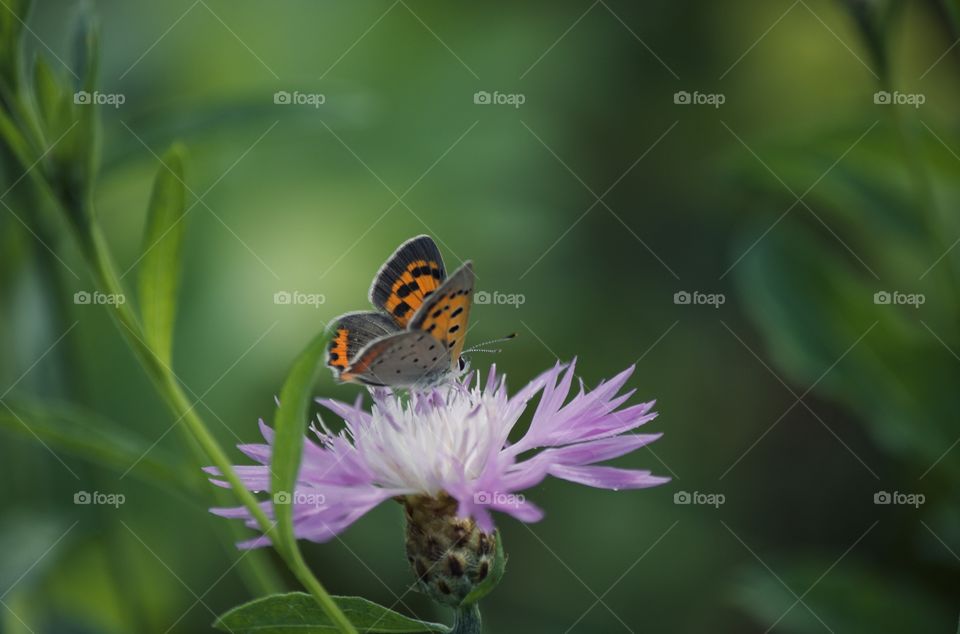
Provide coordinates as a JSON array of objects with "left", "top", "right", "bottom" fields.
[{"left": 402, "top": 494, "right": 503, "bottom": 608}]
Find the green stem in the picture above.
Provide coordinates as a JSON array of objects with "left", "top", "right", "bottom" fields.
[
  {"left": 451, "top": 603, "right": 481, "bottom": 634},
  {"left": 82, "top": 224, "right": 357, "bottom": 630},
  {"left": 82, "top": 223, "right": 287, "bottom": 596},
  {"left": 939, "top": 0, "right": 960, "bottom": 43},
  {"left": 881, "top": 83, "right": 960, "bottom": 296},
  {"left": 1, "top": 61, "right": 356, "bottom": 632}
]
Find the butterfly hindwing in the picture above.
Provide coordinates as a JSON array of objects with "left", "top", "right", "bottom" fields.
[
  {"left": 325, "top": 311, "right": 401, "bottom": 377},
  {"left": 409, "top": 261, "right": 474, "bottom": 365},
  {"left": 341, "top": 331, "right": 451, "bottom": 387},
  {"left": 369, "top": 235, "right": 447, "bottom": 328}
]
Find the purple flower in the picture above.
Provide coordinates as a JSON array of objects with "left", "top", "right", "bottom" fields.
[{"left": 208, "top": 361, "right": 668, "bottom": 548}]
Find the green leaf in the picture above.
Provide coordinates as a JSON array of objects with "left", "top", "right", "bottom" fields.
[
  {"left": 31, "top": 56, "right": 62, "bottom": 134},
  {"left": 214, "top": 593, "right": 449, "bottom": 633},
  {"left": 138, "top": 144, "right": 188, "bottom": 365},
  {"left": 728, "top": 123, "right": 960, "bottom": 487},
  {"left": 0, "top": 0, "right": 30, "bottom": 90},
  {"left": 0, "top": 107, "right": 34, "bottom": 169},
  {"left": 734, "top": 223, "right": 957, "bottom": 475},
  {"left": 71, "top": 5, "right": 98, "bottom": 94},
  {"left": 461, "top": 531, "right": 506, "bottom": 605},
  {"left": 51, "top": 5, "right": 99, "bottom": 207},
  {"left": 732, "top": 560, "right": 952, "bottom": 632},
  {"left": 0, "top": 399, "right": 199, "bottom": 497},
  {"left": 269, "top": 332, "right": 328, "bottom": 556}
]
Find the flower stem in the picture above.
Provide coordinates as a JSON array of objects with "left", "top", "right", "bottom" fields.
[
  {"left": 1, "top": 10, "right": 353, "bottom": 630},
  {"left": 86, "top": 224, "right": 287, "bottom": 597},
  {"left": 80, "top": 219, "right": 357, "bottom": 633},
  {"left": 3, "top": 142, "right": 356, "bottom": 629},
  {"left": 451, "top": 604, "right": 482, "bottom": 634}
]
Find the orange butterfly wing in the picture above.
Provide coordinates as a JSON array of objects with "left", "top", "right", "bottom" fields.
[
  {"left": 369, "top": 235, "right": 446, "bottom": 328},
  {"left": 408, "top": 262, "right": 474, "bottom": 365}
]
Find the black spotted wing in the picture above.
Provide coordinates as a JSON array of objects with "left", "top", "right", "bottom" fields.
[
  {"left": 369, "top": 235, "right": 446, "bottom": 328},
  {"left": 408, "top": 261, "right": 474, "bottom": 366},
  {"left": 325, "top": 311, "right": 401, "bottom": 379}
]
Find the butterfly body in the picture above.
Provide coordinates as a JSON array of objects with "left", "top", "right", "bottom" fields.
[{"left": 326, "top": 236, "right": 474, "bottom": 388}]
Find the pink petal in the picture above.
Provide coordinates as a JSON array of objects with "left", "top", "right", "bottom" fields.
[
  {"left": 548, "top": 464, "right": 671, "bottom": 490},
  {"left": 535, "top": 433, "right": 662, "bottom": 466}
]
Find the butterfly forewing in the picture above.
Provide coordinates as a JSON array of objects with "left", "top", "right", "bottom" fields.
[
  {"left": 409, "top": 261, "right": 474, "bottom": 365},
  {"left": 369, "top": 235, "right": 447, "bottom": 328}
]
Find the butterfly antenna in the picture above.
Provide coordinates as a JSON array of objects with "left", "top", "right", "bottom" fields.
[{"left": 463, "top": 332, "right": 517, "bottom": 354}]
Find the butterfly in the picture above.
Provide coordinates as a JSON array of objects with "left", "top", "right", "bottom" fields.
[{"left": 325, "top": 235, "right": 476, "bottom": 388}]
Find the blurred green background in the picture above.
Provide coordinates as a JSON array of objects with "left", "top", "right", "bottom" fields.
[{"left": 2, "top": 0, "right": 959, "bottom": 631}]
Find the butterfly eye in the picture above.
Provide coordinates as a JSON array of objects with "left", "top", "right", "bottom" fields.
[{"left": 458, "top": 357, "right": 467, "bottom": 371}]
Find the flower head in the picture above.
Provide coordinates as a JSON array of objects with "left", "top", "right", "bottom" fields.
[{"left": 207, "top": 360, "right": 668, "bottom": 548}]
